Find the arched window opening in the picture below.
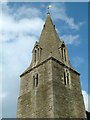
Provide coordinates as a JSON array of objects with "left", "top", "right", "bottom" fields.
[
  {"left": 33, "top": 74, "right": 38, "bottom": 88},
  {"left": 36, "top": 74, "right": 38, "bottom": 87},
  {"left": 61, "top": 43, "right": 67, "bottom": 62},
  {"left": 64, "top": 49, "right": 66, "bottom": 62},
  {"left": 64, "top": 69, "right": 70, "bottom": 86},
  {"left": 67, "top": 72, "right": 69, "bottom": 85},
  {"left": 61, "top": 47, "right": 63, "bottom": 59},
  {"left": 35, "top": 50, "right": 37, "bottom": 63},
  {"left": 64, "top": 72, "right": 66, "bottom": 85},
  {"left": 38, "top": 48, "right": 39, "bottom": 59},
  {"left": 33, "top": 76, "right": 35, "bottom": 88}
]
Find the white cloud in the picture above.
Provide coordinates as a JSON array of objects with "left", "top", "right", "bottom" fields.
[
  {"left": 72, "top": 56, "right": 84, "bottom": 68},
  {"left": 61, "top": 34, "right": 80, "bottom": 45},
  {"left": 0, "top": 92, "right": 7, "bottom": 99},
  {"left": 0, "top": 1, "right": 44, "bottom": 43},
  {"left": 13, "top": 6, "right": 42, "bottom": 19},
  {"left": 50, "top": 3, "right": 84, "bottom": 30},
  {"left": 0, "top": 63, "right": 3, "bottom": 119},
  {"left": 0, "top": 13, "right": 44, "bottom": 42},
  {"left": 82, "top": 90, "right": 90, "bottom": 112},
  {"left": 0, "top": 92, "right": 7, "bottom": 119},
  {"left": 0, "top": 2, "right": 44, "bottom": 118}
]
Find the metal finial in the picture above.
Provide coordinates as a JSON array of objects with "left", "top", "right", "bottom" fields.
[{"left": 47, "top": 5, "right": 52, "bottom": 15}]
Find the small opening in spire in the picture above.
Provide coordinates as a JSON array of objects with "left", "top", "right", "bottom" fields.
[{"left": 43, "top": 24, "right": 45, "bottom": 28}]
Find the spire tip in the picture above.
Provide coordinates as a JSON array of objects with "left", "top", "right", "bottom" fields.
[{"left": 47, "top": 5, "right": 52, "bottom": 15}]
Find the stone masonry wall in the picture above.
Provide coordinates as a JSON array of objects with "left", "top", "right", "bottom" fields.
[
  {"left": 17, "top": 59, "right": 54, "bottom": 118},
  {"left": 17, "top": 57, "right": 86, "bottom": 118},
  {"left": 51, "top": 59, "right": 86, "bottom": 118}
]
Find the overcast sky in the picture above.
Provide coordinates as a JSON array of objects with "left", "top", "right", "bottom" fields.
[{"left": 0, "top": 1, "right": 89, "bottom": 119}]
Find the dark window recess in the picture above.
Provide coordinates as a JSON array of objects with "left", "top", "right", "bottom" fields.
[
  {"left": 44, "top": 24, "right": 45, "bottom": 28},
  {"left": 67, "top": 73, "right": 69, "bottom": 85},
  {"left": 35, "top": 50, "right": 36, "bottom": 63},
  {"left": 64, "top": 72, "right": 66, "bottom": 85},
  {"left": 38, "top": 48, "right": 39, "bottom": 58},
  {"left": 33, "top": 74, "right": 38, "bottom": 88},
  {"left": 36, "top": 74, "right": 38, "bottom": 87},
  {"left": 61, "top": 47, "right": 63, "bottom": 59},
  {"left": 64, "top": 49, "right": 66, "bottom": 61}
]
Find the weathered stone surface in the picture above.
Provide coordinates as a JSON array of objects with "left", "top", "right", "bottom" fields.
[{"left": 17, "top": 15, "right": 86, "bottom": 118}]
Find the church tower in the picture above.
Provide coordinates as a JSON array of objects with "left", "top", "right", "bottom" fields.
[{"left": 17, "top": 14, "right": 86, "bottom": 118}]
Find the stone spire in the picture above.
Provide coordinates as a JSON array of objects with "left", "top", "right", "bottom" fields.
[
  {"left": 21, "top": 14, "right": 70, "bottom": 75},
  {"left": 34, "top": 14, "right": 70, "bottom": 67},
  {"left": 38, "top": 14, "right": 62, "bottom": 62},
  {"left": 39, "top": 14, "right": 61, "bottom": 45}
]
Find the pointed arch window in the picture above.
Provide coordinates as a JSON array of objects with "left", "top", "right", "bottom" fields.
[
  {"left": 63, "top": 69, "right": 70, "bottom": 86},
  {"left": 38, "top": 48, "right": 39, "bottom": 59},
  {"left": 61, "top": 47, "right": 63, "bottom": 59},
  {"left": 64, "top": 71, "right": 66, "bottom": 85},
  {"left": 61, "top": 43, "right": 66, "bottom": 61},
  {"left": 34, "top": 50, "right": 37, "bottom": 63},
  {"left": 64, "top": 49, "right": 66, "bottom": 62},
  {"left": 33, "top": 44, "right": 42, "bottom": 65},
  {"left": 33, "top": 73, "right": 38, "bottom": 88},
  {"left": 67, "top": 72, "right": 69, "bottom": 85}
]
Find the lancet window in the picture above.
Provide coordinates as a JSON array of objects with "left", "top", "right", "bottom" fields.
[
  {"left": 64, "top": 68, "right": 70, "bottom": 86},
  {"left": 34, "top": 49, "right": 37, "bottom": 63},
  {"left": 33, "top": 43, "right": 42, "bottom": 64},
  {"left": 60, "top": 43, "right": 67, "bottom": 62},
  {"left": 33, "top": 73, "right": 38, "bottom": 88},
  {"left": 64, "top": 71, "right": 66, "bottom": 85}
]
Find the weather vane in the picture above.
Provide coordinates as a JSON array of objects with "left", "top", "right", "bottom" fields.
[{"left": 47, "top": 5, "right": 52, "bottom": 15}]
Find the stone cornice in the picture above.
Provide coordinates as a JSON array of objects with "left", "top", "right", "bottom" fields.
[{"left": 20, "top": 57, "right": 80, "bottom": 77}]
